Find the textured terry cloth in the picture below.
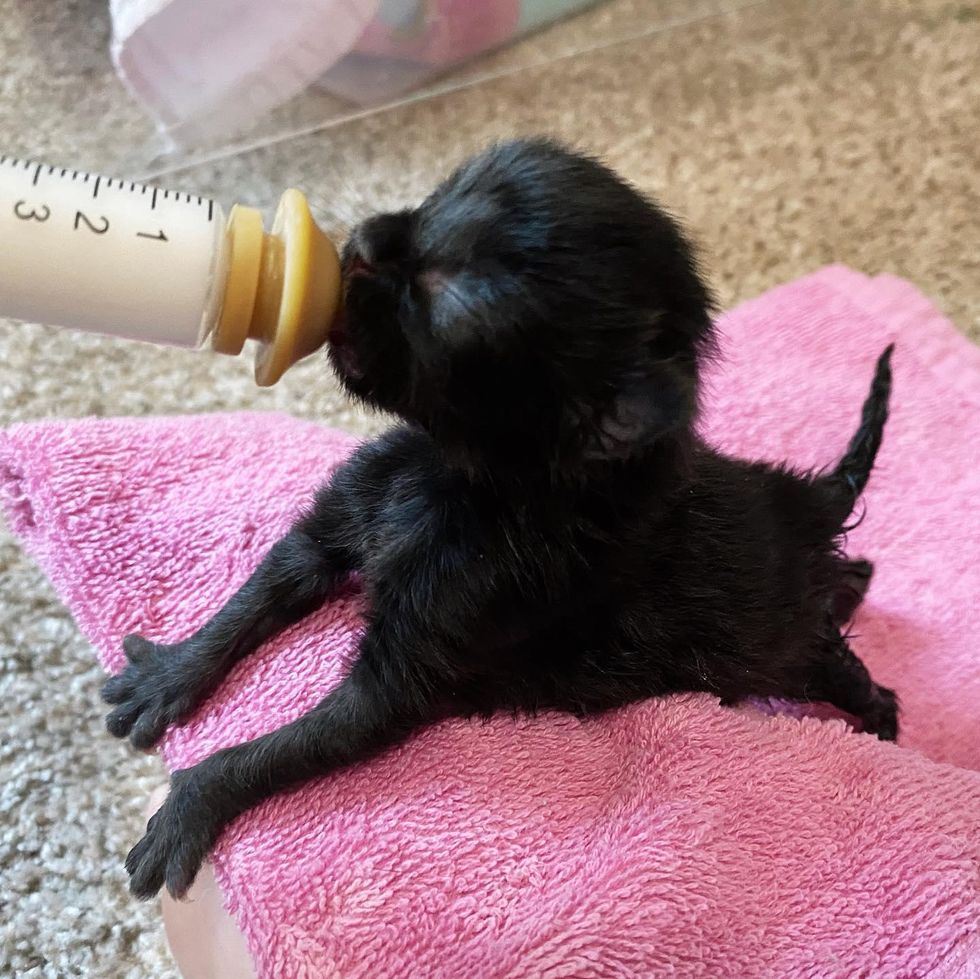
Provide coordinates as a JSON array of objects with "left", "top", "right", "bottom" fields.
[{"left": 2, "top": 266, "right": 980, "bottom": 978}]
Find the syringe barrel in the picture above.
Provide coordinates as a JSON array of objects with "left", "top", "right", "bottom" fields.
[{"left": 0, "top": 155, "right": 227, "bottom": 348}]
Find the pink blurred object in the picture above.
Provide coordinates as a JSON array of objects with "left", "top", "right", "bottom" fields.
[
  {"left": 3, "top": 266, "right": 980, "bottom": 977},
  {"left": 354, "top": 1, "right": 522, "bottom": 65}
]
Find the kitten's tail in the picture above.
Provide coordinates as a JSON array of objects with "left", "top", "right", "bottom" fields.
[{"left": 821, "top": 344, "right": 894, "bottom": 527}]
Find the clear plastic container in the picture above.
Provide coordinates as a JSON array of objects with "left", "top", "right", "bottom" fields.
[
  {"left": 111, "top": 1, "right": 602, "bottom": 155},
  {"left": 99, "top": 0, "right": 755, "bottom": 178}
]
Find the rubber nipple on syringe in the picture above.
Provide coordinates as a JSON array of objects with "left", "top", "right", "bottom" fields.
[{"left": 210, "top": 189, "right": 342, "bottom": 386}]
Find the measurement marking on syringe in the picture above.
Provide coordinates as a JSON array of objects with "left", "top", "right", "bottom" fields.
[{"left": 5, "top": 156, "right": 219, "bottom": 258}]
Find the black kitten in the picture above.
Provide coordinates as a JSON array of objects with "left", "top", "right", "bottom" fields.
[{"left": 102, "top": 138, "right": 897, "bottom": 900}]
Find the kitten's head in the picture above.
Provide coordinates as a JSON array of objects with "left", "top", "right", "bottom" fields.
[{"left": 329, "top": 138, "right": 714, "bottom": 475}]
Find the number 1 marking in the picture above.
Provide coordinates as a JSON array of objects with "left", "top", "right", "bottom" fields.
[{"left": 136, "top": 229, "right": 168, "bottom": 242}]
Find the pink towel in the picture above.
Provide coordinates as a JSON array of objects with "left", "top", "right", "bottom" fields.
[{"left": 2, "top": 266, "right": 980, "bottom": 978}]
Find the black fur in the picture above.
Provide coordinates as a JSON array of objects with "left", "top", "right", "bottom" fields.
[{"left": 102, "top": 139, "right": 897, "bottom": 900}]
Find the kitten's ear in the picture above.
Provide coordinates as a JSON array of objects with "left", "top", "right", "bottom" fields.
[{"left": 584, "top": 365, "right": 695, "bottom": 461}]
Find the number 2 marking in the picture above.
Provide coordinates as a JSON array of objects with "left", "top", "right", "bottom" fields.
[
  {"left": 14, "top": 200, "right": 50, "bottom": 222},
  {"left": 74, "top": 210, "right": 110, "bottom": 234}
]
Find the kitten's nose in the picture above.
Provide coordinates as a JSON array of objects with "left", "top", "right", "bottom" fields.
[
  {"left": 342, "top": 228, "right": 376, "bottom": 281},
  {"left": 351, "top": 210, "right": 413, "bottom": 268},
  {"left": 346, "top": 249, "right": 375, "bottom": 279}
]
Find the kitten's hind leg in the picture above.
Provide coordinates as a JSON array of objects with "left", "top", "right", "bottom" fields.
[
  {"left": 808, "top": 631, "right": 898, "bottom": 741},
  {"left": 830, "top": 558, "right": 874, "bottom": 627}
]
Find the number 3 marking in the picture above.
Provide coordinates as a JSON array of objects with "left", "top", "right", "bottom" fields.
[{"left": 14, "top": 200, "right": 50, "bottom": 222}]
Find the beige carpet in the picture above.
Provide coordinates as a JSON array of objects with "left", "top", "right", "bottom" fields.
[{"left": 1, "top": 0, "right": 978, "bottom": 975}]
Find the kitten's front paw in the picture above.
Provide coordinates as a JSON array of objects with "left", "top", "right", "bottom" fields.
[
  {"left": 125, "top": 769, "right": 218, "bottom": 900},
  {"left": 101, "top": 635, "right": 206, "bottom": 750}
]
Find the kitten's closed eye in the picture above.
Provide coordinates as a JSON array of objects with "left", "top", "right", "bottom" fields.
[
  {"left": 423, "top": 267, "right": 531, "bottom": 346},
  {"left": 418, "top": 269, "right": 449, "bottom": 295}
]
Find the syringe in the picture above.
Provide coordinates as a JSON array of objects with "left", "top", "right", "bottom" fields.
[{"left": 0, "top": 154, "right": 342, "bottom": 385}]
